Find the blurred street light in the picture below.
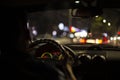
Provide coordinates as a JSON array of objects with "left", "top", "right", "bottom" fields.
[
  {"left": 75, "top": 0, "right": 80, "bottom": 4},
  {"left": 52, "top": 31, "right": 57, "bottom": 36},
  {"left": 103, "top": 19, "right": 106, "bottom": 23},
  {"left": 95, "top": 15, "right": 99, "bottom": 18},
  {"left": 108, "top": 22, "right": 111, "bottom": 26},
  {"left": 58, "top": 23, "right": 64, "bottom": 30}
]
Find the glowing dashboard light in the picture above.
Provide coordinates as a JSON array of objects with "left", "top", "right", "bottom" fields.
[{"left": 41, "top": 52, "right": 53, "bottom": 59}]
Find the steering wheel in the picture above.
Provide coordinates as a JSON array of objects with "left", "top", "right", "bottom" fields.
[
  {"left": 28, "top": 39, "right": 77, "bottom": 80},
  {"left": 28, "top": 39, "right": 70, "bottom": 65}
]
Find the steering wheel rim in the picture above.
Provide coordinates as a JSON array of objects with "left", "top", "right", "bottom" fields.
[
  {"left": 28, "top": 39, "right": 69, "bottom": 65},
  {"left": 28, "top": 39, "right": 77, "bottom": 80}
]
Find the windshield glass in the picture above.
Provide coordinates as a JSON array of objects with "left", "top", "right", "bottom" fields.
[{"left": 27, "top": 8, "right": 120, "bottom": 46}]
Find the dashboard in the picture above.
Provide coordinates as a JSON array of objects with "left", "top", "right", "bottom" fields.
[
  {"left": 66, "top": 44, "right": 120, "bottom": 62},
  {"left": 28, "top": 39, "right": 120, "bottom": 80},
  {"left": 29, "top": 40, "right": 120, "bottom": 65},
  {"left": 64, "top": 44, "right": 120, "bottom": 80}
]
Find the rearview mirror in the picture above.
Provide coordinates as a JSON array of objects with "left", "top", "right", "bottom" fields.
[{"left": 71, "top": 8, "right": 103, "bottom": 18}]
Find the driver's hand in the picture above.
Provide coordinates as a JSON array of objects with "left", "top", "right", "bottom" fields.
[{"left": 66, "top": 62, "right": 77, "bottom": 80}]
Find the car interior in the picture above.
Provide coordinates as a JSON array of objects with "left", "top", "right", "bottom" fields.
[{"left": 1, "top": 0, "right": 120, "bottom": 80}]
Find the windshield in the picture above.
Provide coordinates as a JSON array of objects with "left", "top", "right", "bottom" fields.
[{"left": 27, "top": 8, "right": 120, "bottom": 46}]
